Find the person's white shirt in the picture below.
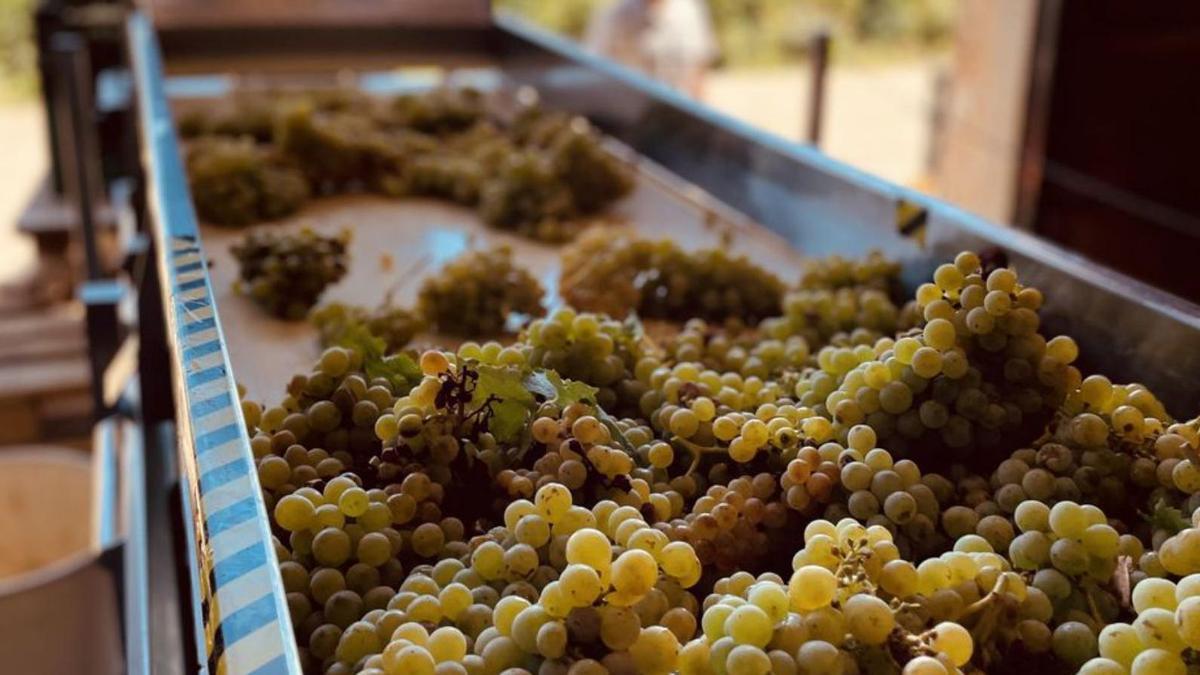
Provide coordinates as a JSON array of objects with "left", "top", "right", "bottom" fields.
[{"left": 585, "top": 0, "right": 718, "bottom": 96}]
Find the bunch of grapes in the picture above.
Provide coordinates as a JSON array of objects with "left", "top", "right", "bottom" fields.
[
  {"left": 311, "top": 301, "right": 427, "bottom": 354},
  {"left": 320, "top": 482, "right": 705, "bottom": 675},
  {"left": 249, "top": 346, "right": 399, "bottom": 465},
  {"left": 758, "top": 287, "right": 899, "bottom": 350},
  {"left": 479, "top": 112, "right": 633, "bottom": 242},
  {"left": 385, "top": 88, "right": 485, "bottom": 135},
  {"left": 238, "top": 245, "right": 1200, "bottom": 675},
  {"left": 667, "top": 319, "right": 811, "bottom": 381},
  {"left": 687, "top": 518, "right": 988, "bottom": 675},
  {"left": 559, "top": 228, "right": 786, "bottom": 324},
  {"left": 187, "top": 135, "right": 311, "bottom": 226},
  {"left": 1083, "top": 567, "right": 1200, "bottom": 675},
  {"left": 778, "top": 427, "right": 957, "bottom": 559},
  {"left": 185, "top": 88, "right": 633, "bottom": 240},
  {"left": 416, "top": 246, "right": 547, "bottom": 336},
  {"left": 231, "top": 227, "right": 351, "bottom": 319},
  {"left": 520, "top": 310, "right": 648, "bottom": 411},
  {"left": 796, "top": 250, "right": 901, "bottom": 294}
]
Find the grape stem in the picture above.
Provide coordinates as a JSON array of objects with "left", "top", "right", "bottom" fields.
[{"left": 669, "top": 436, "right": 727, "bottom": 477}]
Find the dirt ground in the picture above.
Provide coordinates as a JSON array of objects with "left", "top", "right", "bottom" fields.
[
  {"left": 703, "top": 59, "right": 942, "bottom": 187},
  {"left": 0, "top": 103, "right": 44, "bottom": 285}
]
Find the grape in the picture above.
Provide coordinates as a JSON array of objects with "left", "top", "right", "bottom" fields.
[
  {"left": 630, "top": 626, "right": 681, "bottom": 674},
  {"left": 902, "top": 656, "right": 948, "bottom": 675},
  {"left": 929, "top": 621, "right": 972, "bottom": 666},
  {"left": 724, "top": 604, "right": 772, "bottom": 648},
  {"left": 1133, "top": 578, "right": 1177, "bottom": 613},
  {"left": 600, "top": 605, "right": 641, "bottom": 650},
  {"left": 1078, "top": 657, "right": 1127, "bottom": 675},
  {"left": 724, "top": 644, "right": 772, "bottom": 675},
  {"left": 1051, "top": 621, "right": 1097, "bottom": 666},
  {"left": 418, "top": 246, "right": 545, "bottom": 336},
  {"left": 1096, "top": 622, "right": 1142, "bottom": 667},
  {"left": 843, "top": 594, "right": 894, "bottom": 645},
  {"left": 788, "top": 566, "right": 836, "bottom": 611},
  {"left": 1130, "top": 648, "right": 1186, "bottom": 675},
  {"left": 1134, "top": 607, "right": 1185, "bottom": 652},
  {"left": 747, "top": 582, "right": 789, "bottom": 623},
  {"left": 566, "top": 529, "right": 613, "bottom": 570},
  {"left": 274, "top": 494, "right": 316, "bottom": 532},
  {"left": 794, "top": 640, "right": 841, "bottom": 674}
]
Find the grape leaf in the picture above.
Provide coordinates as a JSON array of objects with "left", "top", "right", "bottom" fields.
[
  {"left": 332, "top": 322, "right": 421, "bottom": 394},
  {"left": 523, "top": 369, "right": 598, "bottom": 408},
  {"left": 1146, "top": 501, "right": 1190, "bottom": 535},
  {"left": 474, "top": 364, "right": 537, "bottom": 444},
  {"left": 473, "top": 366, "right": 601, "bottom": 444}
]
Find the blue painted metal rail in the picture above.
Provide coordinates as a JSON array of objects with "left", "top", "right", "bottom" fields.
[{"left": 127, "top": 12, "right": 300, "bottom": 675}]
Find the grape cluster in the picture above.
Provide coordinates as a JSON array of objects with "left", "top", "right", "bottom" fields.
[
  {"left": 311, "top": 301, "right": 427, "bottom": 354},
  {"left": 238, "top": 245, "right": 1200, "bottom": 675},
  {"left": 759, "top": 287, "right": 899, "bottom": 350},
  {"left": 416, "top": 246, "right": 546, "bottom": 336},
  {"left": 184, "top": 88, "right": 632, "bottom": 239},
  {"left": 796, "top": 250, "right": 901, "bottom": 293},
  {"left": 667, "top": 319, "right": 810, "bottom": 381},
  {"left": 520, "top": 310, "right": 647, "bottom": 412},
  {"left": 560, "top": 228, "right": 786, "bottom": 324},
  {"left": 231, "top": 227, "right": 350, "bottom": 319},
  {"left": 479, "top": 112, "right": 633, "bottom": 242},
  {"left": 187, "top": 136, "right": 310, "bottom": 226}
]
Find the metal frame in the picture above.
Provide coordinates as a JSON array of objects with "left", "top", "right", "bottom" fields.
[
  {"left": 126, "top": 10, "right": 1200, "bottom": 675},
  {"left": 128, "top": 13, "right": 299, "bottom": 675}
]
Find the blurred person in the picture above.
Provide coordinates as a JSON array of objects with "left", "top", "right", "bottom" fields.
[{"left": 584, "top": 0, "right": 719, "bottom": 98}]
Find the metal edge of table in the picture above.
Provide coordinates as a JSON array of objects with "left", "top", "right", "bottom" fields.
[
  {"left": 127, "top": 11, "right": 301, "bottom": 675},
  {"left": 492, "top": 14, "right": 1200, "bottom": 414}
]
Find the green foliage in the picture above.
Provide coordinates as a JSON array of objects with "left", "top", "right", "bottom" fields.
[
  {"left": 330, "top": 321, "right": 422, "bottom": 394},
  {"left": 495, "top": 0, "right": 606, "bottom": 38},
  {"left": 498, "top": 0, "right": 955, "bottom": 68},
  {"left": 0, "top": 0, "right": 36, "bottom": 97}
]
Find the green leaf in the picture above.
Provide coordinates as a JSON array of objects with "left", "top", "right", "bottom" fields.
[
  {"left": 334, "top": 322, "right": 421, "bottom": 394},
  {"left": 473, "top": 364, "right": 537, "bottom": 444},
  {"left": 523, "top": 369, "right": 598, "bottom": 408},
  {"left": 1146, "top": 501, "right": 1190, "bottom": 535}
]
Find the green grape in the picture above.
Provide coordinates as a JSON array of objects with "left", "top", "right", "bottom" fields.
[
  {"left": 1134, "top": 607, "right": 1185, "bottom": 652},
  {"left": 335, "top": 620, "right": 381, "bottom": 665},
  {"left": 843, "top": 594, "right": 894, "bottom": 645},
  {"left": 1132, "top": 578, "right": 1177, "bottom": 613},
  {"left": 901, "top": 656, "right": 948, "bottom": 675},
  {"left": 274, "top": 494, "right": 316, "bottom": 532},
  {"left": 600, "top": 605, "right": 641, "bottom": 651},
  {"left": 788, "top": 566, "right": 836, "bottom": 611},
  {"left": 1077, "top": 658, "right": 1125, "bottom": 675},
  {"left": 1051, "top": 621, "right": 1098, "bottom": 666},
  {"left": 723, "top": 604, "right": 772, "bottom": 648},
  {"left": 929, "top": 621, "right": 972, "bottom": 667},
  {"left": 1130, "top": 648, "right": 1186, "bottom": 675},
  {"left": 629, "top": 626, "right": 681, "bottom": 675},
  {"left": 1176, "top": 596, "right": 1200, "bottom": 649},
  {"left": 794, "top": 640, "right": 841, "bottom": 674}
]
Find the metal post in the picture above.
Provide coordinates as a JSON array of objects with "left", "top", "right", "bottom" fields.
[
  {"left": 53, "top": 32, "right": 122, "bottom": 416},
  {"left": 806, "top": 29, "right": 830, "bottom": 146},
  {"left": 51, "top": 32, "right": 103, "bottom": 280}
]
